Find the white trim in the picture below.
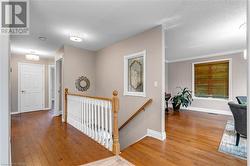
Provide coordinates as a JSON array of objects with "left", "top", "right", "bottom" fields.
[
  {"left": 191, "top": 58, "right": 232, "bottom": 100},
  {"left": 166, "top": 49, "right": 244, "bottom": 63},
  {"left": 168, "top": 105, "right": 232, "bottom": 116},
  {"left": 55, "top": 58, "right": 64, "bottom": 120},
  {"left": 123, "top": 129, "right": 166, "bottom": 149},
  {"left": 18, "top": 63, "right": 45, "bottom": 113},
  {"left": 247, "top": 1, "right": 250, "bottom": 163},
  {"left": 161, "top": 25, "right": 166, "bottom": 133},
  {"left": 123, "top": 50, "right": 146, "bottom": 97},
  {"left": 10, "top": 112, "right": 19, "bottom": 115},
  {"left": 11, "top": 108, "right": 50, "bottom": 115},
  {"left": 147, "top": 129, "right": 166, "bottom": 141},
  {"left": 54, "top": 110, "right": 62, "bottom": 116},
  {"left": 48, "top": 64, "right": 55, "bottom": 110},
  {"left": 0, "top": 35, "right": 11, "bottom": 165},
  {"left": 184, "top": 106, "right": 232, "bottom": 116}
]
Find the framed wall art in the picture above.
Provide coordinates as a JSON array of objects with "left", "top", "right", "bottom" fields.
[{"left": 124, "top": 50, "right": 146, "bottom": 97}]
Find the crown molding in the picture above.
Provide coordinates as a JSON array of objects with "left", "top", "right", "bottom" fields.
[{"left": 165, "top": 49, "right": 245, "bottom": 63}]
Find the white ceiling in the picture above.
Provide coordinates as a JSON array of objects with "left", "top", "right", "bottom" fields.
[
  {"left": 10, "top": 0, "right": 246, "bottom": 60},
  {"left": 165, "top": 0, "right": 246, "bottom": 61},
  {"left": 11, "top": 0, "right": 183, "bottom": 57}
]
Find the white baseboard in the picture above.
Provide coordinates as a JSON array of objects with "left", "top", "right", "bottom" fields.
[
  {"left": 121, "top": 129, "right": 166, "bottom": 150},
  {"left": 11, "top": 108, "right": 51, "bottom": 115},
  {"left": 168, "top": 105, "right": 232, "bottom": 116},
  {"left": 54, "top": 110, "right": 62, "bottom": 116},
  {"left": 182, "top": 106, "right": 232, "bottom": 116},
  {"left": 147, "top": 129, "right": 166, "bottom": 141},
  {"left": 11, "top": 112, "right": 19, "bottom": 115}
]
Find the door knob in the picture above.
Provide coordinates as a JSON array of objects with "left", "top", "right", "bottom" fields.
[{"left": 21, "top": 90, "right": 25, "bottom": 93}]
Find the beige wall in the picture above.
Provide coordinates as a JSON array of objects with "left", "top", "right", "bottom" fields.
[
  {"left": 10, "top": 54, "right": 54, "bottom": 113},
  {"left": 63, "top": 45, "right": 96, "bottom": 95},
  {"left": 27, "top": 27, "right": 164, "bottom": 149},
  {"left": 167, "top": 52, "right": 247, "bottom": 114},
  {"left": 96, "top": 26, "right": 164, "bottom": 149}
]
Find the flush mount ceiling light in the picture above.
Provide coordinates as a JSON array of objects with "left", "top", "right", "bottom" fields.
[
  {"left": 39, "top": 36, "right": 47, "bottom": 41},
  {"left": 25, "top": 54, "right": 40, "bottom": 61},
  {"left": 70, "top": 36, "right": 82, "bottom": 42},
  {"left": 69, "top": 32, "right": 88, "bottom": 42}
]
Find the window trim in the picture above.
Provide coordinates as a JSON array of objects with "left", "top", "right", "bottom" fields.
[{"left": 192, "top": 58, "right": 232, "bottom": 101}]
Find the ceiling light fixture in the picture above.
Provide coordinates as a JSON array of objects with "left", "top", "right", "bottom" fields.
[
  {"left": 70, "top": 36, "right": 82, "bottom": 42},
  {"left": 39, "top": 36, "right": 47, "bottom": 41},
  {"left": 25, "top": 54, "right": 40, "bottom": 61}
]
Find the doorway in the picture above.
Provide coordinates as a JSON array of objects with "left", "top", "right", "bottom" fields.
[
  {"left": 18, "top": 63, "right": 45, "bottom": 113},
  {"left": 48, "top": 65, "right": 55, "bottom": 111},
  {"left": 55, "top": 59, "right": 63, "bottom": 116}
]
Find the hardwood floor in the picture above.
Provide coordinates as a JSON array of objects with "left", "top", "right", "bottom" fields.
[
  {"left": 11, "top": 110, "right": 247, "bottom": 166},
  {"left": 11, "top": 110, "right": 113, "bottom": 166},
  {"left": 121, "top": 110, "right": 247, "bottom": 166}
]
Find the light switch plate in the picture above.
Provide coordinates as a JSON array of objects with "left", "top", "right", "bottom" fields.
[{"left": 154, "top": 81, "right": 158, "bottom": 87}]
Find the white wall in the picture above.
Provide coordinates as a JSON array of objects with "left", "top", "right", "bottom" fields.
[
  {"left": 247, "top": 1, "right": 250, "bottom": 163},
  {"left": 0, "top": 35, "right": 11, "bottom": 165},
  {"left": 167, "top": 52, "right": 247, "bottom": 115}
]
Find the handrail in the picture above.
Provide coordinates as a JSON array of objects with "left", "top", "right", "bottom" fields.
[
  {"left": 119, "top": 99, "right": 152, "bottom": 131},
  {"left": 67, "top": 92, "right": 112, "bottom": 101}
]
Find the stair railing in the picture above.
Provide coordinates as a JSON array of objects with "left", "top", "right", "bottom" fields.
[{"left": 64, "top": 88, "right": 120, "bottom": 155}]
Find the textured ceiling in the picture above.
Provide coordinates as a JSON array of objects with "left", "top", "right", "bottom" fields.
[
  {"left": 11, "top": 0, "right": 183, "bottom": 57},
  {"left": 165, "top": 0, "right": 246, "bottom": 61},
  {"left": 10, "top": 0, "right": 246, "bottom": 61}
]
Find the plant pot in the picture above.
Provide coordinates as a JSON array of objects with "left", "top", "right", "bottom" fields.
[{"left": 172, "top": 103, "right": 180, "bottom": 112}]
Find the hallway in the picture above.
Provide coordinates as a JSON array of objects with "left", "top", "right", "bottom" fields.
[{"left": 11, "top": 110, "right": 247, "bottom": 166}]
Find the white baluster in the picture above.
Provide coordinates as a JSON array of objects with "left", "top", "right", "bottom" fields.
[
  {"left": 91, "top": 99, "right": 94, "bottom": 138},
  {"left": 81, "top": 98, "right": 84, "bottom": 132},
  {"left": 105, "top": 101, "right": 108, "bottom": 149},
  {"left": 83, "top": 98, "right": 86, "bottom": 134},
  {"left": 87, "top": 98, "right": 90, "bottom": 136},
  {"left": 108, "top": 102, "right": 113, "bottom": 151},
  {"left": 89, "top": 99, "right": 92, "bottom": 138},
  {"left": 84, "top": 98, "right": 87, "bottom": 134},
  {"left": 66, "top": 94, "right": 115, "bottom": 152},
  {"left": 94, "top": 100, "right": 97, "bottom": 141},
  {"left": 97, "top": 100, "right": 101, "bottom": 143},
  {"left": 101, "top": 101, "right": 105, "bottom": 146}
]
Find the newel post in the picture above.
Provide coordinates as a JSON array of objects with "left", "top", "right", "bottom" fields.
[
  {"left": 112, "top": 90, "right": 120, "bottom": 155},
  {"left": 64, "top": 88, "right": 68, "bottom": 123}
]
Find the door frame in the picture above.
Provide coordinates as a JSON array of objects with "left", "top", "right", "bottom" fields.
[
  {"left": 48, "top": 64, "right": 55, "bottom": 110},
  {"left": 0, "top": 35, "right": 11, "bottom": 165},
  {"left": 18, "top": 62, "right": 45, "bottom": 113},
  {"left": 55, "top": 58, "right": 63, "bottom": 118}
]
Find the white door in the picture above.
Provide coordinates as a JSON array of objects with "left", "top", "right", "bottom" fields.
[{"left": 19, "top": 63, "right": 45, "bottom": 113}]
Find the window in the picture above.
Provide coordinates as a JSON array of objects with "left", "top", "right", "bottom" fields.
[{"left": 193, "top": 59, "right": 230, "bottom": 99}]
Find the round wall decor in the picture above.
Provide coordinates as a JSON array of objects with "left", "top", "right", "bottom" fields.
[{"left": 75, "top": 76, "right": 90, "bottom": 92}]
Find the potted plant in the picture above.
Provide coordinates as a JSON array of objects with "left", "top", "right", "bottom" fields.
[{"left": 170, "top": 87, "right": 193, "bottom": 111}]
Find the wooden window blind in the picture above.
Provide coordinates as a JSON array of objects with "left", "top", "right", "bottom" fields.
[{"left": 194, "top": 60, "right": 229, "bottom": 99}]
